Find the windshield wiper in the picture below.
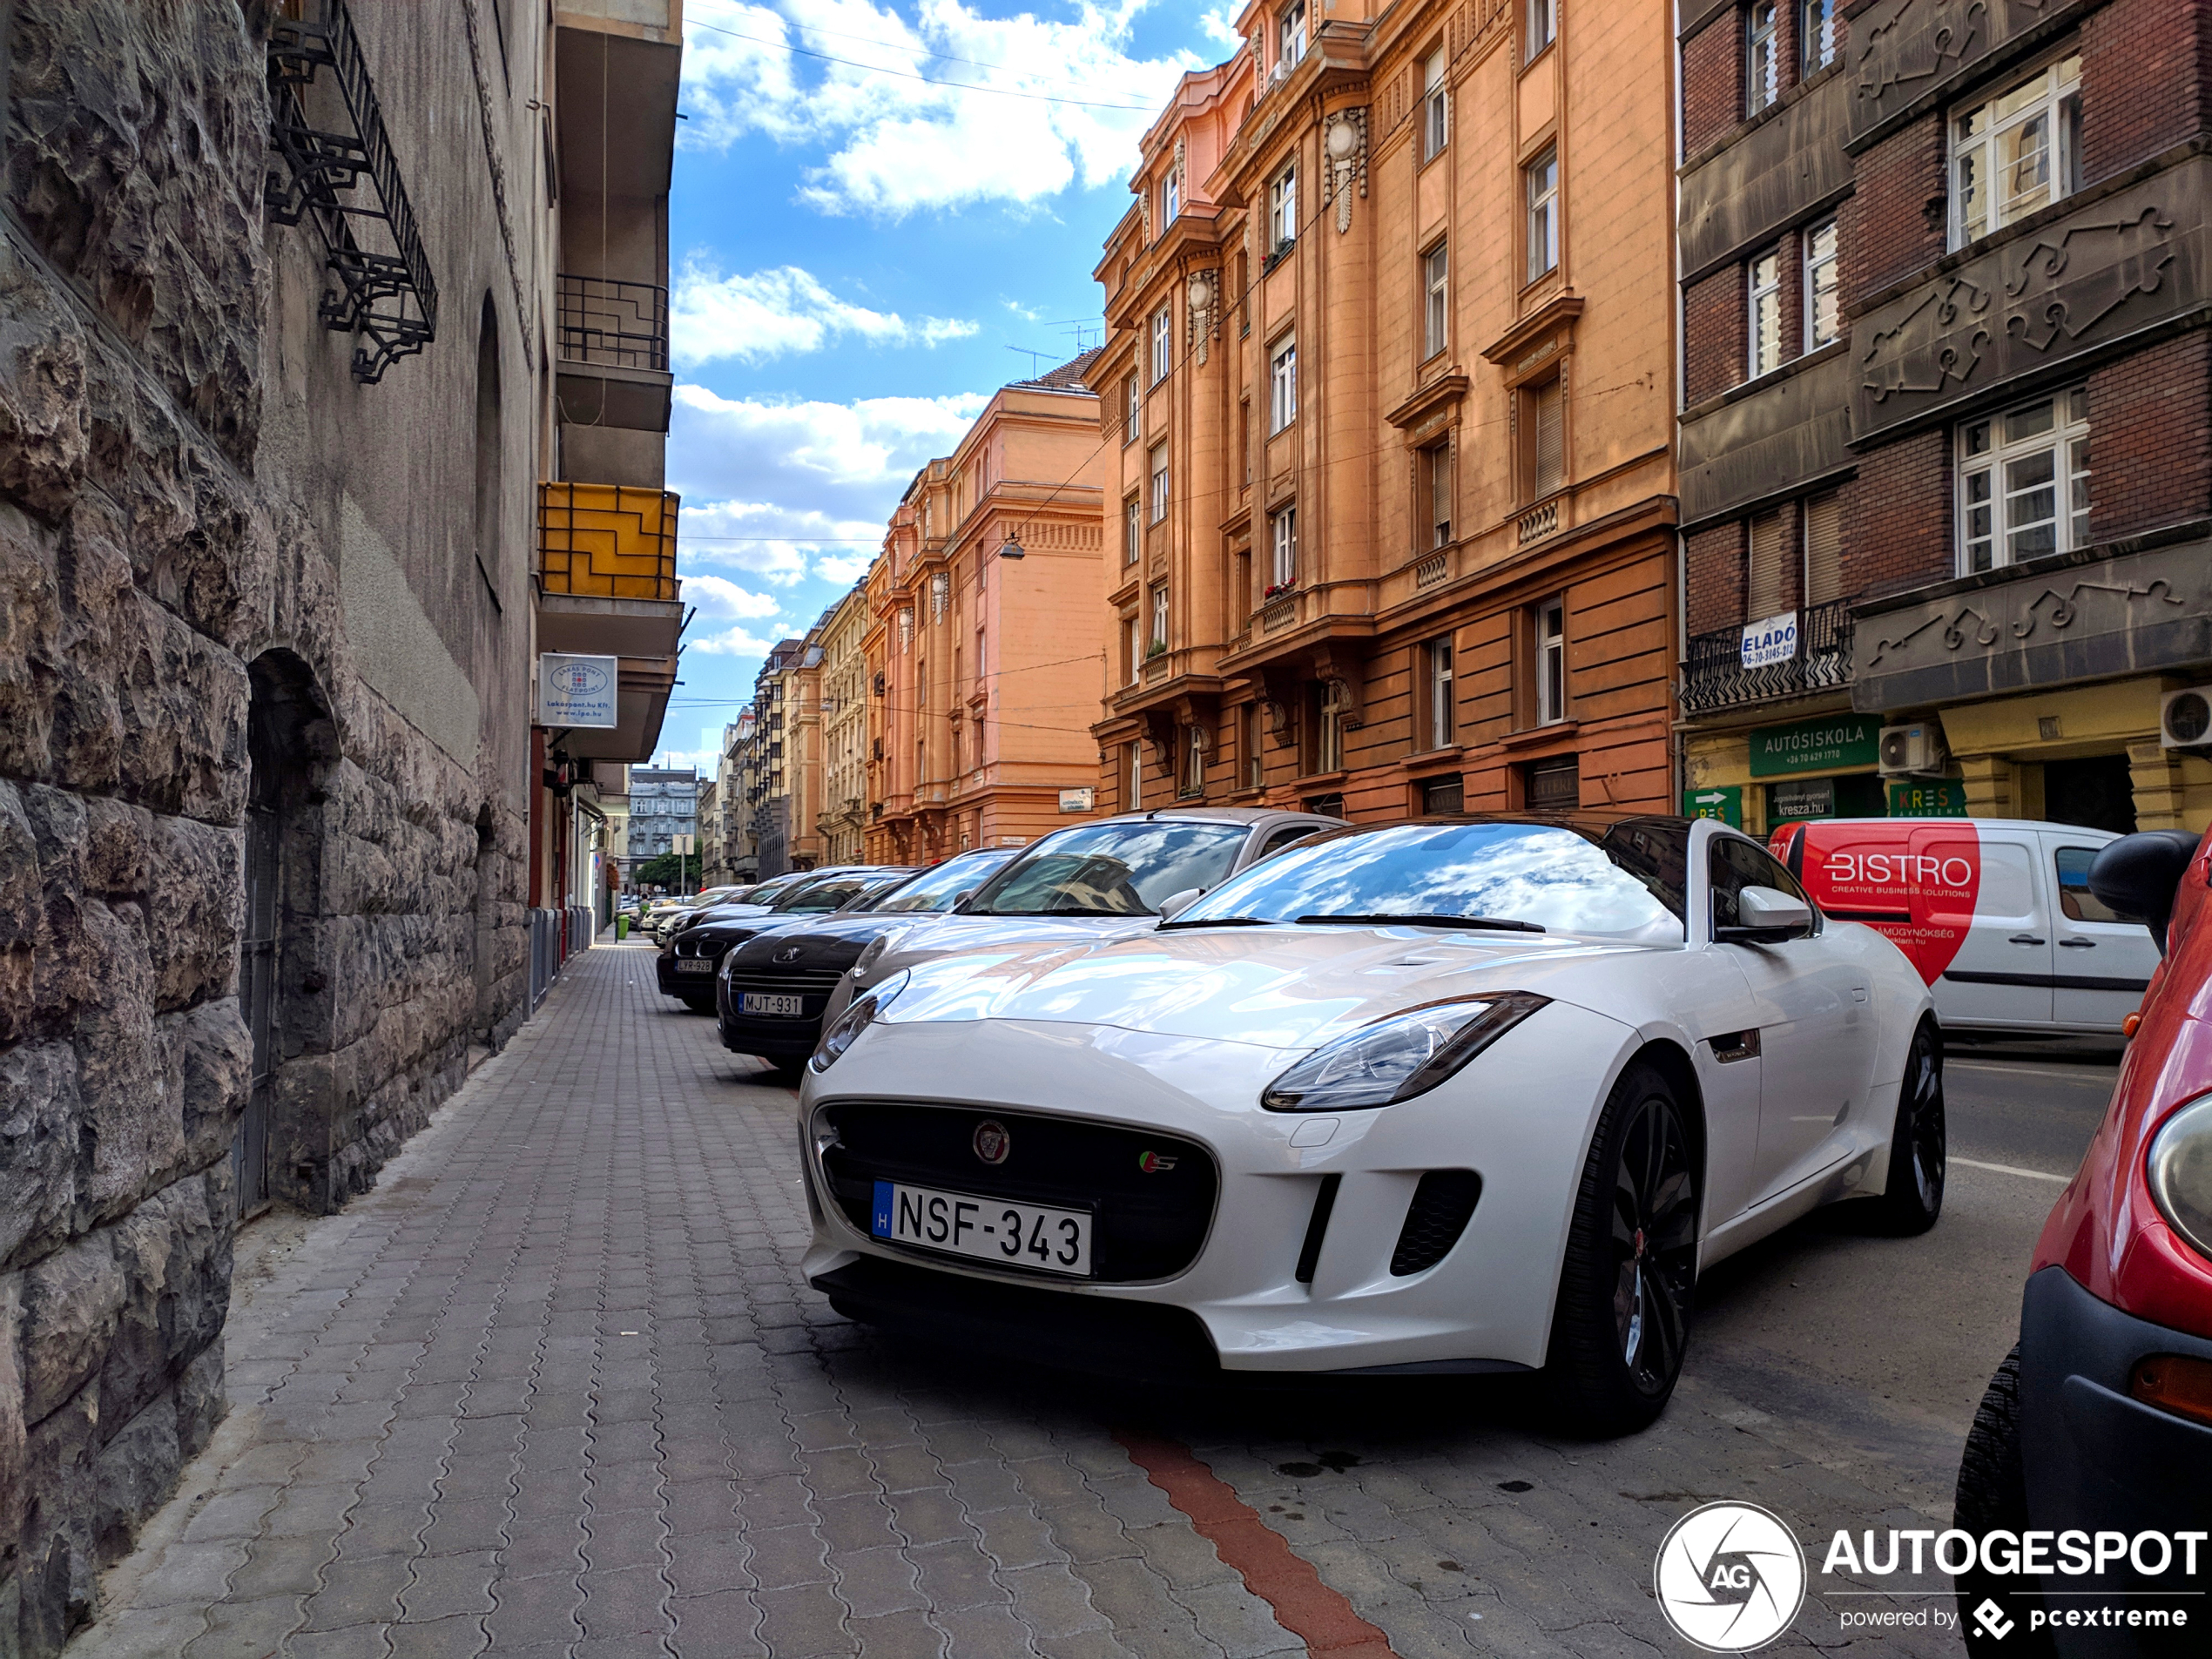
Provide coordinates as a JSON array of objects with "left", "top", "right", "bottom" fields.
[
  {"left": 1293, "top": 913, "right": 1546, "bottom": 933},
  {"left": 1157, "top": 916, "right": 1276, "bottom": 931}
]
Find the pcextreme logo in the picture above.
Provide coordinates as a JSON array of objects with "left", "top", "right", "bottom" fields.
[{"left": 1654, "top": 1502, "right": 1807, "bottom": 1652}]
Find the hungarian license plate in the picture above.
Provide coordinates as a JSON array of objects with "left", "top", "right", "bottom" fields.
[
  {"left": 871, "top": 1180, "right": 1091, "bottom": 1276},
  {"left": 741, "top": 992, "right": 804, "bottom": 1016},
  {"left": 675, "top": 958, "right": 716, "bottom": 974}
]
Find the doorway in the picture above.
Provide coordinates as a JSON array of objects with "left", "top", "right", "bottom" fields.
[{"left": 2045, "top": 753, "right": 2136, "bottom": 835}]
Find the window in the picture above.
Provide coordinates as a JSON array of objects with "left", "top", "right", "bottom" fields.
[
  {"left": 1423, "top": 52, "right": 1448, "bottom": 159},
  {"left": 1183, "top": 725, "right": 1206, "bottom": 795},
  {"left": 1528, "top": 375, "right": 1564, "bottom": 500},
  {"left": 1423, "top": 241, "right": 1450, "bottom": 359},
  {"left": 1150, "top": 305, "right": 1172, "bottom": 383},
  {"left": 1803, "top": 489, "right": 1842, "bottom": 606},
  {"left": 1959, "top": 388, "right": 2089, "bottom": 572},
  {"left": 1525, "top": 146, "right": 1558, "bottom": 282},
  {"left": 1748, "top": 246, "right": 1783, "bottom": 378},
  {"left": 1269, "top": 333, "right": 1298, "bottom": 431},
  {"left": 1527, "top": 0, "right": 1555, "bottom": 59},
  {"left": 1124, "top": 374, "right": 1140, "bottom": 444},
  {"left": 1422, "top": 775, "right": 1465, "bottom": 815},
  {"left": 1801, "top": 0, "right": 1836, "bottom": 73},
  {"left": 1710, "top": 833, "right": 1811, "bottom": 934},
  {"left": 2055, "top": 845, "right": 2140, "bottom": 923},
  {"left": 1270, "top": 505, "right": 1298, "bottom": 587},
  {"left": 1125, "top": 615, "right": 1141, "bottom": 684},
  {"left": 1234, "top": 545, "right": 1251, "bottom": 612},
  {"left": 1123, "top": 495, "right": 1141, "bottom": 565},
  {"left": 1747, "top": 505, "right": 1789, "bottom": 619},
  {"left": 1269, "top": 165, "right": 1298, "bottom": 252},
  {"left": 1525, "top": 753, "right": 1579, "bottom": 812},
  {"left": 929, "top": 570, "right": 950, "bottom": 621},
  {"left": 1163, "top": 168, "right": 1180, "bottom": 225},
  {"left": 1312, "top": 681, "right": 1346, "bottom": 773},
  {"left": 1423, "top": 442, "right": 1452, "bottom": 547},
  {"left": 1535, "top": 597, "right": 1567, "bottom": 725},
  {"left": 1150, "top": 584, "right": 1170, "bottom": 650},
  {"left": 1149, "top": 442, "right": 1170, "bottom": 523},
  {"left": 1747, "top": 3, "right": 1778, "bottom": 115},
  {"left": 1804, "top": 219, "right": 1840, "bottom": 350},
  {"left": 1426, "top": 637, "right": 1454, "bottom": 749},
  {"left": 1952, "top": 54, "right": 2080, "bottom": 247},
  {"left": 1243, "top": 703, "right": 1264, "bottom": 790},
  {"left": 1128, "top": 742, "right": 1143, "bottom": 809},
  {"left": 1279, "top": 0, "right": 1306, "bottom": 68},
  {"left": 1238, "top": 397, "right": 1252, "bottom": 482}
]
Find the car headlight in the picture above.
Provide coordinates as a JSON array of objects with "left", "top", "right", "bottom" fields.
[
  {"left": 1259, "top": 992, "right": 1548, "bottom": 1113},
  {"left": 811, "top": 970, "right": 911, "bottom": 1074},
  {"left": 2148, "top": 1092, "right": 2212, "bottom": 1263},
  {"left": 851, "top": 933, "right": 892, "bottom": 980}
]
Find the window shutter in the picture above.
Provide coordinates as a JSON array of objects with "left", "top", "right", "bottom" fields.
[
  {"left": 1803, "top": 492, "right": 1843, "bottom": 606},
  {"left": 1747, "top": 508, "right": 1789, "bottom": 618},
  {"left": 1533, "top": 381, "right": 1563, "bottom": 498}
]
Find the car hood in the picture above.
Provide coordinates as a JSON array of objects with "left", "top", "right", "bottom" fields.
[
  {"left": 878, "top": 923, "right": 1668, "bottom": 1051},
  {"left": 725, "top": 911, "right": 925, "bottom": 970},
  {"left": 873, "top": 911, "right": 1162, "bottom": 968}
]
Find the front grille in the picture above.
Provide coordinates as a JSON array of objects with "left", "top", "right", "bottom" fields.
[
  {"left": 726, "top": 968, "right": 846, "bottom": 997},
  {"left": 818, "top": 1102, "right": 1217, "bottom": 1283},
  {"left": 1390, "top": 1170, "right": 1481, "bottom": 1277}
]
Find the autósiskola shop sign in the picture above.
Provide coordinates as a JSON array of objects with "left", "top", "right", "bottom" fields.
[{"left": 1747, "top": 713, "right": 1879, "bottom": 778}]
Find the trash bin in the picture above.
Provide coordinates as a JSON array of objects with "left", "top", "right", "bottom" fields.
[{"left": 616, "top": 915, "right": 629, "bottom": 941}]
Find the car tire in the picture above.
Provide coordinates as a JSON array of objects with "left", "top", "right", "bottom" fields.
[
  {"left": 1541, "top": 1060, "right": 1699, "bottom": 1437},
  {"left": 1871, "top": 1017, "right": 1946, "bottom": 1236},
  {"left": 1953, "top": 1346, "right": 2055, "bottom": 1656}
]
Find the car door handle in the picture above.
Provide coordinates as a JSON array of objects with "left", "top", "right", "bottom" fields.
[
  {"left": 2059, "top": 938, "right": 2097, "bottom": 949},
  {"left": 2009, "top": 934, "right": 2046, "bottom": 946}
]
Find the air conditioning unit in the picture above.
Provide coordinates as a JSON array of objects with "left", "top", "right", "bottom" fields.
[
  {"left": 2162, "top": 685, "right": 2212, "bottom": 748},
  {"left": 1878, "top": 722, "right": 1948, "bottom": 776}
]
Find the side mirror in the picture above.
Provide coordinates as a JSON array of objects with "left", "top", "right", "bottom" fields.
[
  {"left": 948, "top": 889, "right": 975, "bottom": 912},
  {"left": 1718, "top": 885, "right": 1814, "bottom": 945},
  {"left": 2090, "top": 831, "right": 2203, "bottom": 954},
  {"left": 1156, "top": 887, "right": 1205, "bottom": 921}
]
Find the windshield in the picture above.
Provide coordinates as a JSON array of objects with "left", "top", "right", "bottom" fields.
[
  {"left": 861, "top": 852, "right": 1015, "bottom": 914},
  {"left": 738, "top": 873, "right": 808, "bottom": 907},
  {"left": 965, "top": 820, "right": 1251, "bottom": 916},
  {"left": 773, "top": 871, "right": 901, "bottom": 914},
  {"left": 1172, "top": 819, "right": 1688, "bottom": 941}
]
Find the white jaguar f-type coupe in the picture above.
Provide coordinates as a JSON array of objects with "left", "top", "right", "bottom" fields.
[{"left": 798, "top": 813, "right": 1943, "bottom": 1433}]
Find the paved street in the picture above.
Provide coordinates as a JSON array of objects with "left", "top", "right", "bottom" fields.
[{"left": 72, "top": 941, "right": 2118, "bottom": 1659}]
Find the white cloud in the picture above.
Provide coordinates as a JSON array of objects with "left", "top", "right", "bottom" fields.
[
  {"left": 671, "top": 381, "right": 984, "bottom": 587},
  {"left": 684, "top": 573, "right": 784, "bottom": 620},
  {"left": 690, "top": 624, "right": 786, "bottom": 657},
  {"left": 671, "top": 261, "right": 976, "bottom": 367},
  {"left": 1197, "top": 2, "right": 1241, "bottom": 51},
  {"left": 681, "top": 0, "right": 1199, "bottom": 218}
]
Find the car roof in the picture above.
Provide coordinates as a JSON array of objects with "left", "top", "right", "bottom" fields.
[{"left": 1088, "top": 806, "right": 1342, "bottom": 829}]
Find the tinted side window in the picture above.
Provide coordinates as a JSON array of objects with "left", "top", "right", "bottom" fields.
[
  {"left": 2055, "top": 844, "right": 2139, "bottom": 923},
  {"left": 1710, "top": 836, "right": 1811, "bottom": 932},
  {"left": 1256, "top": 825, "right": 1321, "bottom": 860}
]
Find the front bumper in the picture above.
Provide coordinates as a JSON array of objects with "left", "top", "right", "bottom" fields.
[
  {"left": 720, "top": 1009, "right": 825, "bottom": 1059},
  {"left": 799, "top": 1003, "right": 1637, "bottom": 1374},
  {"left": 2017, "top": 1264, "right": 2212, "bottom": 1651},
  {"left": 657, "top": 948, "right": 722, "bottom": 996}
]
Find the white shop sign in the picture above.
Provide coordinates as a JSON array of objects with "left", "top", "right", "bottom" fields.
[
  {"left": 1740, "top": 612, "right": 1798, "bottom": 669},
  {"left": 539, "top": 653, "right": 619, "bottom": 728}
]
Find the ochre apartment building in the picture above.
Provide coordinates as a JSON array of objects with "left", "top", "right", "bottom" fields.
[
  {"left": 866, "top": 361, "right": 1111, "bottom": 863},
  {"left": 1089, "top": 0, "right": 1678, "bottom": 821},
  {"left": 1675, "top": 0, "right": 2212, "bottom": 839}
]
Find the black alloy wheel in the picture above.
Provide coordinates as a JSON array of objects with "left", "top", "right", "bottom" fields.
[
  {"left": 1871, "top": 1018, "right": 1946, "bottom": 1235},
  {"left": 1545, "top": 1061, "right": 1700, "bottom": 1435}
]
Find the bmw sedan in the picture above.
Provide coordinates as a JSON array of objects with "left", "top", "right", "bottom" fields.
[
  {"left": 658, "top": 867, "right": 914, "bottom": 1011},
  {"left": 798, "top": 813, "right": 1942, "bottom": 1434}
]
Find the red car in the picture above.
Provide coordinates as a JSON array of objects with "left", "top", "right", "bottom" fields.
[{"left": 1955, "top": 829, "right": 2212, "bottom": 1654}]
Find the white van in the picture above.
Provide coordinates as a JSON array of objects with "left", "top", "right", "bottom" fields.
[{"left": 1769, "top": 817, "right": 2160, "bottom": 1035}]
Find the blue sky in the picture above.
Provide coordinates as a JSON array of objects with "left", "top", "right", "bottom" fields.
[{"left": 651, "top": 0, "right": 1241, "bottom": 770}]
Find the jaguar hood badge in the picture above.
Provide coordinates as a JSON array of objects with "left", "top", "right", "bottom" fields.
[{"left": 972, "top": 1120, "right": 1011, "bottom": 1164}]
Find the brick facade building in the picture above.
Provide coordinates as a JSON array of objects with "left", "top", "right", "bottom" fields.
[
  {"left": 1677, "top": 0, "right": 2212, "bottom": 837},
  {"left": 1089, "top": 0, "right": 1679, "bottom": 825}
]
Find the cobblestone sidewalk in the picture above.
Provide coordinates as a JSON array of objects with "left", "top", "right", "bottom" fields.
[{"left": 74, "top": 937, "right": 1966, "bottom": 1658}]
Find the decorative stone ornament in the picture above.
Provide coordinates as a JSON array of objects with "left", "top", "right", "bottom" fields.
[
  {"left": 1187, "top": 269, "right": 1218, "bottom": 365},
  {"left": 1322, "top": 109, "right": 1368, "bottom": 233}
]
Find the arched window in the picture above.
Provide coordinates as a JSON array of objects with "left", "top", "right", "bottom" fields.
[{"left": 473, "top": 295, "right": 502, "bottom": 603}]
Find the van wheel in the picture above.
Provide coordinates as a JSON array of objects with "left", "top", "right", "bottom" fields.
[
  {"left": 1954, "top": 1348, "right": 2055, "bottom": 1656},
  {"left": 1542, "top": 1062, "right": 1699, "bottom": 1436},
  {"left": 1871, "top": 1019, "right": 1945, "bottom": 1235}
]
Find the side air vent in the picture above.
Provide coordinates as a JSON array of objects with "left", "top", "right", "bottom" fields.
[
  {"left": 1294, "top": 1174, "right": 1340, "bottom": 1285},
  {"left": 1389, "top": 1170, "right": 1482, "bottom": 1277}
]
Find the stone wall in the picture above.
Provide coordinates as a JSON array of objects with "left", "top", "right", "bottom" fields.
[{"left": 0, "top": 1, "right": 540, "bottom": 1650}]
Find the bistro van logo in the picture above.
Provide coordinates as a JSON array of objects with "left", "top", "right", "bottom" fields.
[{"left": 1654, "top": 1502, "right": 1806, "bottom": 1652}]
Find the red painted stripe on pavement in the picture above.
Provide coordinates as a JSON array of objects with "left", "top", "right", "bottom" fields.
[{"left": 1115, "top": 1430, "right": 1399, "bottom": 1658}]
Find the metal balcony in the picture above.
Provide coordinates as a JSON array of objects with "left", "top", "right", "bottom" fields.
[
  {"left": 1681, "top": 600, "right": 1853, "bottom": 715},
  {"left": 264, "top": 0, "right": 437, "bottom": 383},
  {"left": 558, "top": 275, "right": 669, "bottom": 371}
]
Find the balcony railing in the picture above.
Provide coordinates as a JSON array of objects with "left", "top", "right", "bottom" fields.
[
  {"left": 538, "top": 482, "right": 679, "bottom": 603},
  {"left": 557, "top": 274, "right": 670, "bottom": 372},
  {"left": 1681, "top": 600, "right": 1853, "bottom": 715}
]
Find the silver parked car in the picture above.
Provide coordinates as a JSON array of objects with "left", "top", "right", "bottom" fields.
[{"left": 820, "top": 806, "right": 1340, "bottom": 1027}]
